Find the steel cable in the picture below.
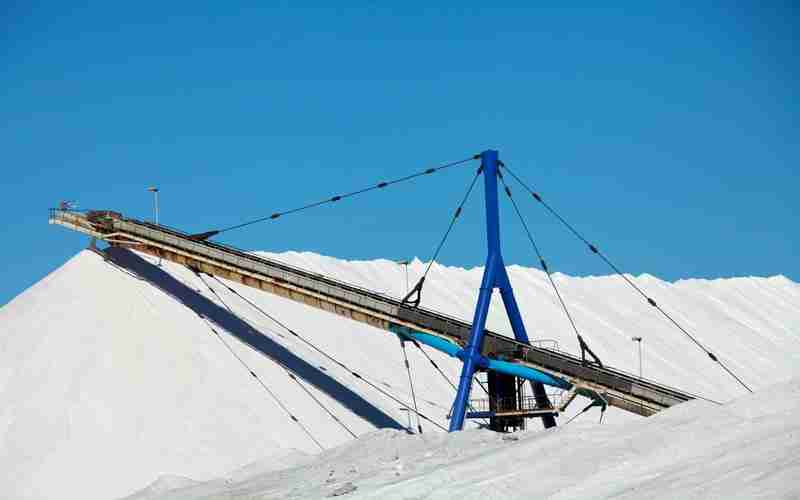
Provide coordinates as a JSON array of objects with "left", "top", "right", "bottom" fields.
[
  {"left": 207, "top": 275, "right": 449, "bottom": 431},
  {"left": 399, "top": 340, "right": 423, "bottom": 433},
  {"left": 208, "top": 155, "right": 479, "bottom": 238},
  {"left": 500, "top": 163, "right": 753, "bottom": 393},
  {"left": 195, "top": 311, "right": 325, "bottom": 451},
  {"left": 195, "top": 273, "right": 359, "bottom": 439},
  {"left": 498, "top": 173, "right": 591, "bottom": 356},
  {"left": 402, "top": 165, "right": 483, "bottom": 306}
]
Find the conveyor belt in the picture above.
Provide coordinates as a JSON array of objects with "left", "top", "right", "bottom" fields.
[{"left": 49, "top": 208, "right": 707, "bottom": 416}]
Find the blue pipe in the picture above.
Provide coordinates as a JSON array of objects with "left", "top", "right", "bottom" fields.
[
  {"left": 390, "top": 327, "right": 572, "bottom": 391},
  {"left": 394, "top": 329, "right": 461, "bottom": 356},
  {"left": 485, "top": 357, "right": 571, "bottom": 389}
]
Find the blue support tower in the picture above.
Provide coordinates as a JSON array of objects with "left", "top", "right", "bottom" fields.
[{"left": 448, "top": 149, "right": 556, "bottom": 432}]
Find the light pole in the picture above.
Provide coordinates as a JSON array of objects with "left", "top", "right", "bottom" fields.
[
  {"left": 631, "top": 336, "right": 643, "bottom": 378},
  {"left": 398, "top": 407, "right": 413, "bottom": 433},
  {"left": 397, "top": 259, "right": 410, "bottom": 296},
  {"left": 147, "top": 186, "right": 161, "bottom": 266},
  {"left": 147, "top": 186, "right": 160, "bottom": 226}
]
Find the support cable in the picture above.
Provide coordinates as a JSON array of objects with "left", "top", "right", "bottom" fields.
[
  {"left": 102, "top": 252, "right": 473, "bottom": 429},
  {"left": 474, "top": 377, "right": 491, "bottom": 397},
  {"left": 98, "top": 257, "right": 323, "bottom": 448},
  {"left": 194, "top": 310, "right": 325, "bottom": 451},
  {"left": 499, "top": 163, "right": 752, "bottom": 393},
  {"left": 409, "top": 340, "right": 490, "bottom": 426},
  {"left": 411, "top": 340, "right": 458, "bottom": 392},
  {"left": 410, "top": 339, "right": 489, "bottom": 404},
  {"left": 561, "top": 401, "right": 601, "bottom": 428},
  {"left": 498, "top": 173, "right": 602, "bottom": 367},
  {"left": 399, "top": 340, "right": 423, "bottom": 433},
  {"left": 402, "top": 165, "right": 483, "bottom": 307},
  {"left": 194, "top": 272, "right": 358, "bottom": 440},
  {"left": 99, "top": 255, "right": 446, "bottom": 438},
  {"left": 99, "top": 258, "right": 325, "bottom": 448},
  {"left": 194, "top": 155, "right": 480, "bottom": 240},
  {"left": 206, "top": 275, "right": 449, "bottom": 431}
]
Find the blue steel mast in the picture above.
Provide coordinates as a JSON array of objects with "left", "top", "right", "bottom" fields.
[{"left": 449, "top": 149, "right": 555, "bottom": 431}]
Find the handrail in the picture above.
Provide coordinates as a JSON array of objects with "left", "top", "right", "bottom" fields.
[{"left": 469, "top": 395, "right": 559, "bottom": 413}]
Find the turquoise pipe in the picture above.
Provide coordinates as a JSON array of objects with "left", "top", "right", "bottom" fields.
[
  {"left": 389, "top": 325, "right": 572, "bottom": 391},
  {"left": 485, "top": 357, "right": 571, "bottom": 389}
]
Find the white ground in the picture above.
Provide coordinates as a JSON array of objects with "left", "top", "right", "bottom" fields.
[
  {"left": 123, "top": 378, "right": 800, "bottom": 500},
  {"left": 1, "top": 248, "right": 798, "bottom": 499}
]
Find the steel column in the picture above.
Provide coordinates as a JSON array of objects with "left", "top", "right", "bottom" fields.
[{"left": 449, "top": 149, "right": 558, "bottom": 431}]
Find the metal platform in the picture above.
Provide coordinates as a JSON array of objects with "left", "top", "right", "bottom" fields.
[
  {"left": 467, "top": 396, "right": 558, "bottom": 418},
  {"left": 50, "top": 208, "right": 707, "bottom": 417}
]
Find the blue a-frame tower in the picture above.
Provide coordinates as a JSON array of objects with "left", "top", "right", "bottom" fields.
[{"left": 449, "top": 149, "right": 556, "bottom": 431}]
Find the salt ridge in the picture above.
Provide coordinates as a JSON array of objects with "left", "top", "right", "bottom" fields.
[{"left": 0, "top": 249, "right": 798, "bottom": 499}]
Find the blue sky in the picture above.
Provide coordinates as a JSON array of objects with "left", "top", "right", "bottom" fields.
[{"left": 2, "top": 2, "right": 797, "bottom": 305}]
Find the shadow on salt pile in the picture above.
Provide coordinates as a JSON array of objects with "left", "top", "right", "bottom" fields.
[{"left": 104, "top": 246, "right": 405, "bottom": 431}]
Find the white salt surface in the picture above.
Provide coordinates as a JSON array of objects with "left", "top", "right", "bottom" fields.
[{"left": 1, "top": 249, "right": 798, "bottom": 499}]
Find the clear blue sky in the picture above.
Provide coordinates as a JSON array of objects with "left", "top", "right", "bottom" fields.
[{"left": 2, "top": 2, "right": 797, "bottom": 305}]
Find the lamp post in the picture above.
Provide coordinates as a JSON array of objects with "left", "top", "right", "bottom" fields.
[
  {"left": 147, "top": 186, "right": 161, "bottom": 266},
  {"left": 397, "top": 259, "right": 410, "bottom": 296},
  {"left": 631, "top": 336, "right": 643, "bottom": 378},
  {"left": 147, "top": 186, "right": 160, "bottom": 226},
  {"left": 398, "top": 407, "right": 413, "bottom": 433}
]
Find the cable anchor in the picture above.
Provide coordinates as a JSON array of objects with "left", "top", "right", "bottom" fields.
[
  {"left": 188, "top": 230, "right": 221, "bottom": 241},
  {"left": 401, "top": 276, "right": 425, "bottom": 308},
  {"left": 577, "top": 334, "right": 603, "bottom": 368}
]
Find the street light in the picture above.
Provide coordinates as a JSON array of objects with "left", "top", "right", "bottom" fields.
[
  {"left": 147, "top": 186, "right": 161, "bottom": 266},
  {"left": 631, "top": 336, "right": 643, "bottom": 378},
  {"left": 398, "top": 407, "right": 413, "bottom": 433},
  {"left": 147, "top": 186, "right": 160, "bottom": 226},
  {"left": 396, "top": 259, "right": 410, "bottom": 296}
]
